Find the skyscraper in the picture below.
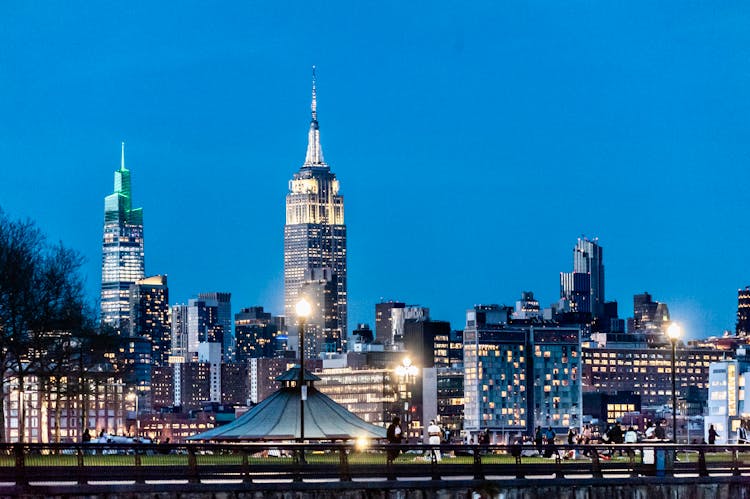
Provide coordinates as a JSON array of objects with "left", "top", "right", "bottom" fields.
[
  {"left": 198, "top": 292, "right": 233, "bottom": 362},
  {"left": 375, "top": 301, "right": 405, "bottom": 345},
  {"left": 101, "top": 143, "right": 145, "bottom": 332},
  {"left": 130, "top": 275, "right": 171, "bottom": 366},
  {"left": 284, "top": 68, "right": 347, "bottom": 350},
  {"left": 234, "top": 306, "right": 284, "bottom": 362},
  {"left": 737, "top": 287, "right": 750, "bottom": 336},
  {"left": 560, "top": 237, "right": 604, "bottom": 321}
]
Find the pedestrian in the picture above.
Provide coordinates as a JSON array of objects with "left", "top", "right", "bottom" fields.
[
  {"left": 427, "top": 420, "right": 443, "bottom": 462},
  {"left": 624, "top": 426, "right": 637, "bottom": 444},
  {"left": 737, "top": 423, "right": 747, "bottom": 444},
  {"left": 82, "top": 428, "right": 91, "bottom": 444},
  {"left": 708, "top": 424, "right": 718, "bottom": 445},
  {"left": 543, "top": 426, "right": 557, "bottom": 458},
  {"left": 655, "top": 421, "right": 666, "bottom": 440},
  {"left": 567, "top": 428, "right": 576, "bottom": 445},
  {"left": 534, "top": 426, "right": 543, "bottom": 453},
  {"left": 386, "top": 416, "right": 404, "bottom": 464}
]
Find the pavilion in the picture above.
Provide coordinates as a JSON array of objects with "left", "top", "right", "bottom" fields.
[{"left": 188, "top": 366, "right": 387, "bottom": 441}]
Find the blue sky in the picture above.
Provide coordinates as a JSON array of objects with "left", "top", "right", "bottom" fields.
[{"left": 2, "top": 2, "right": 749, "bottom": 339}]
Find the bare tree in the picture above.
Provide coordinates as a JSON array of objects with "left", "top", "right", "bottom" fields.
[{"left": 0, "top": 208, "right": 93, "bottom": 442}]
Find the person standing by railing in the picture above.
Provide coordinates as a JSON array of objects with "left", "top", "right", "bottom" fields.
[
  {"left": 737, "top": 423, "right": 747, "bottom": 444},
  {"left": 386, "top": 416, "right": 403, "bottom": 465},
  {"left": 708, "top": 425, "right": 718, "bottom": 445}
]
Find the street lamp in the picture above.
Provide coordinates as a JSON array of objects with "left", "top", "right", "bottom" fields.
[
  {"left": 667, "top": 322, "right": 681, "bottom": 443},
  {"left": 127, "top": 391, "right": 139, "bottom": 438},
  {"left": 395, "top": 357, "right": 418, "bottom": 439},
  {"left": 296, "top": 298, "right": 312, "bottom": 442}
]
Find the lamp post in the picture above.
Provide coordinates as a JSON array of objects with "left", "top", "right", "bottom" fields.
[
  {"left": 395, "top": 357, "right": 418, "bottom": 440},
  {"left": 296, "top": 298, "right": 312, "bottom": 442},
  {"left": 667, "top": 322, "right": 681, "bottom": 443}
]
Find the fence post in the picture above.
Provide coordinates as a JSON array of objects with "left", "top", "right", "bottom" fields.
[
  {"left": 555, "top": 453, "right": 564, "bottom": 479},
  {"left": 241, "top": 448, "right": 251, "bottom": 483},
  {"left": 187, "top": 446, "right": 199, "bottom": 483},
  {"left": 13, "top": 443, "right": 26, "bottom": 486},
  {"left": 430, "top": 445, "right": 440, "bottom": 481},
  {"left": 77, "top": 446, "right": 86, "bottom": 485},
  {"left": 133, "top": 445, "right": 143, "bottom": 484},
  {"left": 697, "top": 448, "right": 708, "bottom": 477},
  {"left": 293, "top": 448, "right": 303, "bottom": 482},
  {"left": 628, "top": 447, "right": 638, "bottom": 478},
  {"left": 339, "top": 446, "right": 351, "bottom": 482},
  {"left": 590, "top": 447, "right": 602, "bottom": 479},
  {"left": 733, "top": 448, "right": 741, "bottom": 476},
  {"left": 472, "top": 445, "right": 484, "bottom": 480},
  {"left": 515, "top": 455, "right": 523, "bottom": 479}
]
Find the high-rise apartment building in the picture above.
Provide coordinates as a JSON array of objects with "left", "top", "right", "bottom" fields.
[
  {"left": 198, "top": 292, "right": 233, "bottom": 361},
  {"left": 298, "top": 267, "right": 341, "bottom": 356},
  {"left": 463, "top": 305, "right": 582, "bottom": 442},
  {"left": 737, "top": 287, "right": 750, "bottom": 336},
  {"left": 629, "top": 291, "right": 671, "bottom": 345},
  {"left": 375, "top": 301, "right": 405, "bottom": 345},
  {"left": 130, "top": 275, "right": 171, "bottom": 366},
  {"left": 234, "top": 306, "right": 284, "bottom": 362},
  {"left": 101, "top": 143, "right": 145, "bottom": 332},
  {"left": 284, "top": 68, "right": 347, "bottom": 351}
]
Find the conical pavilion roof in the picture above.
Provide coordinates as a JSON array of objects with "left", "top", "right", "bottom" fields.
[{"left": 188, "top": 368, "right": 387, "bottom": 441}]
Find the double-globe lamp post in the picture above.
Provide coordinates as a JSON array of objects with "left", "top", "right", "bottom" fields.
[
  {"left": 296, "top": 298, "right": 312, "bottom": 443},
  {"left": 667, "top": 322, "right": 681, "bottom": 443}
]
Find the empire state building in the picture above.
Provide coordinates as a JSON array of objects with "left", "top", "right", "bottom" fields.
[{"left": 284, "top": 68, "right": 347, "bottom": 355}]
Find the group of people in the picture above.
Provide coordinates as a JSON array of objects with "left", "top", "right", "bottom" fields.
[
  {"left": 707, "top": 421, "right": 750, "bottom": 444},
  {"left": 386, "top": 416, "right": 445, "bottom": 464},
  {"left": 533, "top": 426, "right": 558, "bottom": 458}
]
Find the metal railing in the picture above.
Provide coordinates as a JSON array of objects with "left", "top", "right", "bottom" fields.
[{"left": 0, "top": 442, "right": 748, "bottom": 486}]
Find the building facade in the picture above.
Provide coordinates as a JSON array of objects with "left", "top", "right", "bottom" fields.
[
  {"left": 101, "top": 143, "right": 145, "bottom": 332},
  {"left": 463, "top": 305, "right": 582, "bottom": 442},
  {"left": 705, "top": 354, "right": 750, "bottom": 444},
  {"left": 129, "top": 275, "right": 171, "bottom": 367},
  {"left": 737, "top": 287, "right": 750, "bottom": 336},
  {"left": 284, "top": 69, "right": 347, "bottom": 352},
  {"left": 375, "top": 301, "right": 405, "bottom": 346},
  {"left": 582, "top": 340, "right": 727, "bottom": 407},
  {"left": 234, "top": 307, "right": 284, "bottom": 362}
]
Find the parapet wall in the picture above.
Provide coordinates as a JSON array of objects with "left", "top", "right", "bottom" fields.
[{"left": 11, "top": 476, "right": 750, "bottom": 499}]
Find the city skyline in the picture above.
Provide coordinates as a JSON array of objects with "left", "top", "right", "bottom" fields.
[{"left": 2, "top": 3, "right": 750, "bottom": 338}]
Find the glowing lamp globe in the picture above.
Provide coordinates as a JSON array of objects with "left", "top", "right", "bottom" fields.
[
  {"left": 667, "top": 322, "right": 681, "bottom": 341},
  {"left": 296, "top": 299, "right": 312, "bottom": 318}
]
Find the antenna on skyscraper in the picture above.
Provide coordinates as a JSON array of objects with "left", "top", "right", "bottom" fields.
[
  {"left": 311, "top": 65, "right": 317, "bottom": 122},
  {"left": 121, "top": 141, "right": 126, "bottom": 170}
]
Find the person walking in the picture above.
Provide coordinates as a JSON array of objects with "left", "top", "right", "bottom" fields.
[
  {"left": 387, "top": 416, "right": 404, "bottom": 465},
  {"left": 708, "top": 425, "right": 719, "bottom": 445},
  {"left": 737, "top": 423, "right": 747, "bottom": 444},
  {"left": 427, "top": 420, "right": 443, "bottom": 462},
  {"left": 534, "top": 426, "right": 543, "bottom": 453}
]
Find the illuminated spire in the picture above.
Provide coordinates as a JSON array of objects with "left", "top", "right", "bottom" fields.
[
  {"left": 304, "top": 66, "right": 325, "bottom": 166},
  {"left": 121, "top": 141, "right": 126, "bottom": 171}
]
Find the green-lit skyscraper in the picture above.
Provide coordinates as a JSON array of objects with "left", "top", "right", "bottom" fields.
[{"left": 101, "top": 142, "right": 145, "bottom": 332}]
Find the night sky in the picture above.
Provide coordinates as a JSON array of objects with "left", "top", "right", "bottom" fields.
[{"left": 2, "top": 2, "right": 749, "bottom": 339}]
